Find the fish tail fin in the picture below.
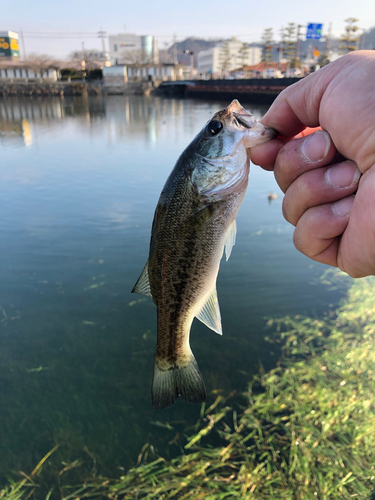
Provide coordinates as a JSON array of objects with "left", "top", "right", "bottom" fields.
[{"left": 152, "top": 354, "right": 206, "bottom": 410}]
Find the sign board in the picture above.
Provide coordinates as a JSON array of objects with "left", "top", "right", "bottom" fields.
[
  {"left": 306, "top": 23, "right": 323, "bottom": 40},
  {"left": 0, "top": 34, "right": 20, "bottom": 58}
]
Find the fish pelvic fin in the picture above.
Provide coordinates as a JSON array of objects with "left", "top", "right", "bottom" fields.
[{"left": 152, "top": 354, "right": 206, "bottom": 410}]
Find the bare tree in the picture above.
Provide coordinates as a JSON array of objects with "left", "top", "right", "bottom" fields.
[
  {"left": 27, "top": 53, "right": 59, "bottom": 77},
  {"left": 69, "top": 49, "right": 100, "bottom": 72},
  {"left": 120, "top": 49, "right": 152, "bottom": 66}
]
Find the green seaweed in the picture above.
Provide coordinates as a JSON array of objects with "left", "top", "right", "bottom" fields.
[{"left": 3, "top": 273, "right": 375, "bottom": 499}]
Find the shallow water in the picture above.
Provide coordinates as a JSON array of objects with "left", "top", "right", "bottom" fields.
[{"left": 0, "top": 95, "right": 347, "bottom": 480}]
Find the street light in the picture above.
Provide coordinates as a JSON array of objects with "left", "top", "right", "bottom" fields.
[{"left": 183, "top": 49, "right": 194, "bottom": 79}]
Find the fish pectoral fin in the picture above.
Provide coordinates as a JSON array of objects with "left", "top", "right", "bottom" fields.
[
  {"left": 224, "top": 219, "right": 237, "bottom": 262},
  {"left": 131, "top": 261, "right": 153, "bottom": 297},
  {"left": 196, "top": 286, "right": 222, "bottom": 335}
]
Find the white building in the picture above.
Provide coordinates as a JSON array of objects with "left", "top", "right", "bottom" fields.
[
  {"left": 0, "top": 62, "right": 60, "bottom": 81},
  {"left": 103, "top": 63, "right": 184, "bottom": 85},
  {"left": 108, "top": 33, "right": 159, "bottom": 66},
  {"left": 197, "top": 40, "right": 262, "bottom": 77}
]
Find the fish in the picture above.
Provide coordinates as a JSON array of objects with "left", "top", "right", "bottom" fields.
[{"left": 132, "top": 100, "right": 276, "bottom": 410}]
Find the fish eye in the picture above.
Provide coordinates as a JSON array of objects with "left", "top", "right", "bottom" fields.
[{"left": 206, "top": 120, "right": 223, "bottom": 136}]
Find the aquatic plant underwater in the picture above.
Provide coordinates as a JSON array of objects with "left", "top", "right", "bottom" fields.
[{"left": 2, "top": 272, "right": 375, "bottom": 499}]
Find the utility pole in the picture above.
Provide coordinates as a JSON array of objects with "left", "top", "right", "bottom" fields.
[
  {"left": 278, "top": 26, "right": 284, "bottom": 71},
  {"left": 294, "top": 24, "right": 304, "bottom": 67},
  {"left": 324, "top": 22, "right": 332, "bottom": 58},
  {"left": 20, "top": 30, "right": 27, "bottom": 61},
  {"left": 173, "top": 33, "right": 177, "bottom": 64},
  {"left": 81, "top": 41, "right": 86, "bottom": 75},
  {"left": 360, "top": 29, "right": 366, "bottom": 49},
  {"left": 183, "top": 49, "right": 194, "bottom": 79},
  {"left": 98, "top": 29, "right": 107, "bottom": 65}
]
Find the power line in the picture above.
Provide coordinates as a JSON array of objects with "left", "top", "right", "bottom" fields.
[{"left": 22, "top": 31, "right": 105, "bottom": 40}]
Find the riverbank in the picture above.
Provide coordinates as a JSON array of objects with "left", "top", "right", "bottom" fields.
[
  {"left": 3, "top": 272, "right": 375, "bottom": 500},
  {"left": 0, "top": 77, "right": 299, "bottom": 100},
  {"left": 0, "top": 82, "right": 103, "bottom": 97}
]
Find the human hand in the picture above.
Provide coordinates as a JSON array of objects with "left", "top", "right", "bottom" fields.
[{"left": 251, "top": 51, "right": 375, "bottom": 278}]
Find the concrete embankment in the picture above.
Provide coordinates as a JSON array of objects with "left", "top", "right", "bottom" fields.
[
  {"left": 0, "top": 81, "right": 154, "bottom": 97},
  {"left": 155, "top": 77, "right": 301, "bottom": 103},
  {"left": 0, "top": 82, "right": 103, "bottom": 97}
]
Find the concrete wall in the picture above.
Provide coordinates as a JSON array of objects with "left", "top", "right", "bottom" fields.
[{"left": 0, "top": 67, "right": 59, "bottom": 80}]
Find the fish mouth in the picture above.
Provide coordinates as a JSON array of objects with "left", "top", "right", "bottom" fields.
[{"left": 226, "top": 100, "right": 257, "bottom": 129}]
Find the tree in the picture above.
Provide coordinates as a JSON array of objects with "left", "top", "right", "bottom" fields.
[
  {"left": 261, "top": 28, "right": 273, "bottom": 63},
  {"left": 27, "top": 53, "right": 59, "bottom": 77},
  {"left": 69, "top": 49, "right": 101, "bottom": 73},
  {"left": 120, "top": 49, "right": 152, "bottom": 66},
  {"left": 282, "top": 23, "right": 297, "bottom": 67},
  {"left": 237, "top": 42, "right": 250, "bottom": 68},
  {"left": 219, "top": 40, "right": 231, "bottom": 77},
  {"left": 340, "top": 18, "right": 360, "bottom": 53}
]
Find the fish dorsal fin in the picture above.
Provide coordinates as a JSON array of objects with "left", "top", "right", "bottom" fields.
[
  {"left": 132, "top": 261, "right": 152, "bottom": 297},
  {"left": 224, "top": 219, "right": 237, "bottom": 261},
  {"left": 196, "top": 286, "right": 222, "bottom": 335}
]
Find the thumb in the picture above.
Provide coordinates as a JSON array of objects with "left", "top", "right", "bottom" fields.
[{"left": 260, "top": 52, "right": 373, "bottom": 139}]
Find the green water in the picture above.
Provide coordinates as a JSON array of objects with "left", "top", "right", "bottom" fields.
[{"left": 0, "top": 95, "right": 347, "bottom": 481}]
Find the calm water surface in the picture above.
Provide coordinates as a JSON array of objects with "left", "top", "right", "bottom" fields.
[{"left": 0, "top": 95, "right": 347, "bottom": 480}]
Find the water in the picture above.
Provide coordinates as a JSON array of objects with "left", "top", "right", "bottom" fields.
[{"left": 0, "top": 95, "right": 347, "bottom": 481}]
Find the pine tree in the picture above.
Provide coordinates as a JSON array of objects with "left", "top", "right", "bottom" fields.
[
  {"left": 340, "top": 18, "right": 360, "bottom": 53},
  {"left": 282, "top": 23, "right": 297, "bottom": 67},
  {"left": 219, "top": 41, "right": 231, "bottom": 77},
  {"left": 237, "top": 42, "right": 250, "bottom": 68},
  {"left": 261, "top": 28, "right": 273, "bottom": 63}
]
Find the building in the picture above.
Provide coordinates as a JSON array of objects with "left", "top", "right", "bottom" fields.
[
  {"left": 0, "top": 31, "right": 20, "bottom": 61},
  {"left": 231, "top": 61, "right": 288, "bottom": 79},
  {"left": 0, "top": 60, "right": 60, "bottom": 81},
  {"left": 108, "top": 33, "right": 159, "bottom": 66},
  {"left": 197, "top": 40, "right": 262, "bottom": 77},
  {"left": 103, "top": 63, "right": 184, "bottom": 86}
]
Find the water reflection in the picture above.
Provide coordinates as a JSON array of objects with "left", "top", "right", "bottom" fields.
[
  {"left": 0, "top": 95, "right": 347, "bottom": 483},
  {"left": 0, "top": 96, "right": 269, "bottom": 149}
]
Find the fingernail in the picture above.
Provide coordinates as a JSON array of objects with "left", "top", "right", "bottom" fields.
[
  {"left": 333, "top": 196, "right": 355, "bottom": 217},
  {"left": 326, "top": 161, "right": 361, "bottom": 188},
  {"left": 301, "top": 131, "right": 330, "bottom": 162}
]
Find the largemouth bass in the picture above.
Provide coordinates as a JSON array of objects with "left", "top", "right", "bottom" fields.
[{"left": 132, "top": 100, "right": 275, "bottom": 410}]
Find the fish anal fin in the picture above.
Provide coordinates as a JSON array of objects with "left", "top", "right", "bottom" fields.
[
  {"left": 224, "top": 219, "right": 237, "bottom": 262},
  {"left": 131, "top": 261, "right": 152, "bottom": 297},
  {"left": 196, "top": 286, "right": 222, "bottom": 335}
]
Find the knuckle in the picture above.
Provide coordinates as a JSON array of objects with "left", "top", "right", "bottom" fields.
[
  {"left": 274, "top": 139, "right": 304, "bottom": 191},
  {"left": 282, "top": 195, "right": 296, "bottom": 225},
  {"left": 292, "top": 228, "right": 305, "bottom": 254}
]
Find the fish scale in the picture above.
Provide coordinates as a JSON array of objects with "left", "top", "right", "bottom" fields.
[{"left": 132, "top": 100, "right": 276, "bottom": 409}]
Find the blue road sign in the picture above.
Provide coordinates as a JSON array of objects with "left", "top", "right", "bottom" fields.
[{"left": 306, "top": 23, "right": 323, "bottom": 39}]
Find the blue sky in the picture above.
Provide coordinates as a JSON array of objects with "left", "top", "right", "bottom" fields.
[{"left": 3, "top": 0, "right": 375, "bottom": 59}]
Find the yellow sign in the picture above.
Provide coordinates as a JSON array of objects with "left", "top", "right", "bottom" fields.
[
  {"left": 0, "top": 35, "right": 20, "bottom": 57},
  {"left": 10, "top": 39, "right": 19, "bottom": 50},
  {"left": 313, "top": 50, "right": 320, "bottom": 58}
]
